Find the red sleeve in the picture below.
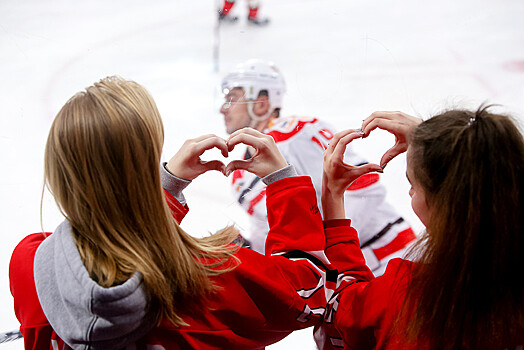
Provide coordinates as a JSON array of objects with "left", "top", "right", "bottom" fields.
[
  {"left": 9, "top": 233, "right": 68, "bottom": 350},
  {"left": 236, "top": 248, "right": 329, "bottom": 331},
  {"left": 321, "top": 222, "right": 412, "bottom": 349},
  {"left": 265, "top": 176, "right": 325, "bottom": 255},
  {"left": 333, "top": 259, "right": 411, "bottom": 348},
  {"left": 163, "top": 189, "right": 189, "bottom": 224},
  {"left": 261, "top": 176, "right": 346, "bottom": 349},
  {"left": 324, "top": 220, "right": 374, "bottom": 282}
]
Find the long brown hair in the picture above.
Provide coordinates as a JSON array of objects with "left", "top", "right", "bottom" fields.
[
  {"left": 400, "top": 105, "right": 524, "bottom": 349},
  {"left": 44, "top": 76, "right": 239, "bottom": 326}
]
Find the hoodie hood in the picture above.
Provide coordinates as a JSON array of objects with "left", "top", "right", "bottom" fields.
[{"left": 34, "top": 220, "right": 157, "bottom": 350}]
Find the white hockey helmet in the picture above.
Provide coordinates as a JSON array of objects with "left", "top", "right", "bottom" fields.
[{"left": 221, "top": 59, "right": 286, "bottom": 109}]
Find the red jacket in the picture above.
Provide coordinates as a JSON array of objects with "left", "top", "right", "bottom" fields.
[
  {"left": 10, "top": 176, "right": 352, "bottom": 350},
  {"left": 323, "top": 219, "right": 414, "bottom": 349},
  {"left": 321, "top": 221, "right": 524, "bottom": 350}
]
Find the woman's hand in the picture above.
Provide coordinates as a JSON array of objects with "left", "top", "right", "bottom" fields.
[
  {"left": 322, "top": 130, "right": 382, "bottom": 220},
  {"left": 361, "top": 111, "right": 423, "bottom": 168},
  {"left": 166, "top": 134, "right": 228, "bottom": 180},
  {"left": 225, "top": 128, "right": 288, "bottom": 178}
]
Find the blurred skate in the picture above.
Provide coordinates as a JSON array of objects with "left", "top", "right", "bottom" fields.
[
  {"left": 219, "top": 0, "right": 238, "bottom": 23},
  {"left": 247, "top": 15, "right": 270, "bottom": 26},
  {"left": 219, "top": 11, "right": 239, "bottom": 23},
  {"left": 247, "top": 5, "right": 270, "bottom": 26}
]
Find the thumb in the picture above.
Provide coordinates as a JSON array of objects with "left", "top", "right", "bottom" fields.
[
  {"left": 225, "top": 159, "right": 250, "bottom": 177},
  {"left": 357, "top": 163, "right": 383, "bottom": 175},
  {"left": 201, "top": 160, "right": 226, "bottom": 175},
  {"left": 380, "top": 146, "right": 404, "bottom": 169}
]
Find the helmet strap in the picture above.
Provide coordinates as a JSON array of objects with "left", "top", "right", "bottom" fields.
[{"left": 247, "top": 101, "right": 274, "bottom": 130}]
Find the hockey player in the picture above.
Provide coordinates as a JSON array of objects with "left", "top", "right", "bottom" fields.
[
  {"left": 219, "top": 0, "right": 269, "bottom": 26},
  {"left": 219, "top": 59, "right": 416, "bottom": 276}
]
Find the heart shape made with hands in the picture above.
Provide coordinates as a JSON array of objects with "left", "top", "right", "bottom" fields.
[
  {"left": 323, "top": 129, "right": 384, "bottom": 180},
  {"left": 196, "top": 131, "right": 391, "bottom": 175},
  {"left": 331, "top": 128, "right": 398, "bottom": 170},
  {"left": 170, "top": 130, "right": 287, "bottom": 180},
  {"left": 199, "top": 142, "right": 246, "bottom": 172},
  {"left": 203, "top": 138, "right": 245, "bottom": 158},
  {"left": 177, "top": 127, "right": 395, "bottom": 182}
]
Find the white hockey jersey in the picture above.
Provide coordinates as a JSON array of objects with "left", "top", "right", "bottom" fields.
[{"left": 231, "top": 116, "right": 416, "bottom": 276}]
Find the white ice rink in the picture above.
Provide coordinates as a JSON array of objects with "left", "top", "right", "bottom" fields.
[{"left": 1, "top": 0, "right": 523, "bottom": 348}]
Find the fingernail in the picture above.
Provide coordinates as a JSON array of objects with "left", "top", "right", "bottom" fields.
[{"left": 381, "top": 163, "right": 387, "bottom": 170}]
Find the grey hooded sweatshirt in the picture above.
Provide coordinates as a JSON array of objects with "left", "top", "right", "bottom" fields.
[
  {"left": 32, "top": 164, "right": 192, "bottom": 350},
  {"left": 34, "top": 220, "right": 157, "bottom": 350}
]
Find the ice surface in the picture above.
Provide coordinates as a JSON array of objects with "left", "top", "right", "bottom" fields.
[{"left": 1, "top": 0, "right": 523, "bottom": 348}]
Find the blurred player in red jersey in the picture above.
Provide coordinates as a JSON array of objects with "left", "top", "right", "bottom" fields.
[
  {"left": 219, "top": 59, "right": 417, "bottom": 276},
  {"left": 219, "top": 0, "right": 269, "bottom": 25}
]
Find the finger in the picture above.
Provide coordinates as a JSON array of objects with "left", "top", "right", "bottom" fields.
[
  {"left": 361, "top": 118, "right": 407, "bottom": 138},
  {"left": 362, "top": 111, "right": 422, "bottom": 137},
  {"left": 201, "top": 160, "right": 227, "bottom": 175},
  {"left": 380, "top": 144, "right": 406, "bottom": 168},
  {"left": 332, "top": 132, "right": 362, "bottom": 162},
  {"left": 361, "top": 118, "right": 391, "bottom": 137},
  {"left": 339, "top": 164, "right": 382, "bottom": 189},
  {"left": 362, "top": 111, "right": 410, "bottom": 137},
  {"left": 227, "top": 133, "right": 267, "bottom": 152},
  {"left": 355, "top": 163, "right": 383, "bottom": 175},
  {"left": 362, "top": 111, "right": 407, "bottom": 128},
  {"left": 361, "top": 117, "right": 381, "bottom": 137},
  {"left": 224, "top": 159, "right": 252, "bottom": 176},
  {"left": 228, "top": 127, "right": 265, "bottom": 141},
  {"left": 191, "top": 134, "right": 221, "bottom": 142},
  {"left": 362, "top": 111, "right": 394, "bottom": 134},
  {"left": 343, "top": 163, "right": 383, "bottom": 188},
  {"left": 327, "top": 129, "right": 358, "bottom": 155},
  {"left": 194, "top": 136, "right": 229, "bottom": 156}
]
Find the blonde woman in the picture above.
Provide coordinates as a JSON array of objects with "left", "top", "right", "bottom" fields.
[{"left": 8, "top": 76, "right": 370, "bottom": 350}]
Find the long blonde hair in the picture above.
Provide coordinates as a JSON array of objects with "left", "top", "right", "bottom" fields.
[{"left": 44, "top": 76, "right": 239, "bottom": 326}]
